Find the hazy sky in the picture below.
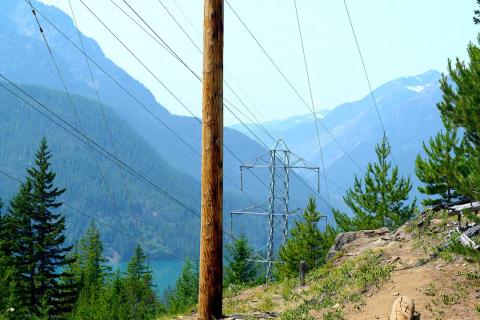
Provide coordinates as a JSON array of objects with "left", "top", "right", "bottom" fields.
[{"left": 39, "top": 0, "right": 478, "bottom": 125}]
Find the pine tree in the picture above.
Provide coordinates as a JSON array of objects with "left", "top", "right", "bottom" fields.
[
  {"left": 68, "top": 221, "right": 109, "bottom": 320},
  {"left": 415, "top": 127, "right": 465, "bottom": 207},
  {"left": 123, "top": 245, "right": 160, "bottom": 319},
  {"left": 276, "top": 197, "right": 337, "bottom": 279},
  {"left": 0, "top": 200, "right": 21, "bottom": 318},
  {"left": 224, "top": 236, "right": 256, "bottom": 286},
  {"left": 76, "top": 221, "right": 108, "bottom": 290},
  {"left": 437, "top": 42, "right": 480, "bottom": 200},
  {"left": 334, "top": 135, "right": 416, "bottom": 232},
  {"left": 165, "top": 258, "right": 198, "bottom": 314},
  {"left": 28, "top": 138, "right": 76, "bottom": 317},
  {"left": 4, "top": 139, "right": 76, "bottom": 318},
  {"left": 474, "top": 0, "right": 480, "bottom": 24},
  {"left": 6, "top": 180, "right": 37, "bottom": 315}
]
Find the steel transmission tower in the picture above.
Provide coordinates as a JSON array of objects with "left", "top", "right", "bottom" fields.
[{"left": 231, "top": 139, "right": 320, "bottom": 281}]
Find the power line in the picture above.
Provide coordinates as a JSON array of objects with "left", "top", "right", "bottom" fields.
[
  {"left": 67, "top": 0, "right": 142, "bottom": 241},
  {"left": 108, "top": 0, "right": 295, "bottom": 200},
  {"left": 155, "top": 0, "right": 202, "bottom": 53},
  {"left": 28, "top": 1, "right": 133, "bottom": 237},
  {"left": 77, "top": 0, "right": 261, "bottom": 203},
  {"left": 123, "top": 0, "right": 343, "bottom": 205},
  {"left": 30, "top": 1, "right": 330, "bottom": 222},
  {"left": 118, "top": 0, "right": 274, "bottom": 145},
  {"left": 81, "top": 0, "right": 274, "bottom": 192},
  {"left": 0, "top": 74, "right": 253, "bottom": 249},
  {"left": 165, "top": 0, "right": 281, "bottom": 140},
  {"left": 292, "top": 0, "right": 332, "bottom": 210},
  {"left": 343, "top": 0, "right": 398, "bottom": 166},
  {"left": 0, "top": 168, "right": 178, "bottom": 258},
  {"left": 225, "top": 0, "right": 362, "bottom": 171},
  {"left": 27, "top": 1, "right": 261, "bottom": 203},
  {"left": 149, "top": 0, "right": 278, "bottom": 144},
  {"left": 132, "top": 0, "right": 342, "bottom": 203},
  {"left": 0, "top": 75, "right": 200, "bottom": 218},
  {"left": 343, "top": 0, "right": 386, "bottom": 135},
  {"left": 170, "top": 0, "right": 202, "bottom": 41}
]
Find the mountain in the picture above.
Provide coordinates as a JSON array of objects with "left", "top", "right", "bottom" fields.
[
  {"left": 0, "top": 84, "right": 205, "bottom": 259},
  {"left": 0, "top": 0, "right": 315, "bottom": 257},
  {"left": 232, "top": 109, "right": 331, "bottom": 134},
  {"left": 232, "top": 70, "right": 445, "bottom": 211},
  {"left": 0, "top": 0, "right": 272, "bottom": 193}
]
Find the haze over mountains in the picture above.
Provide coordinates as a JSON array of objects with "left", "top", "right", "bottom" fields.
[
  {"left": 233, "top": 70, "right": 445, "bottom": 210},
  {"left": 0, "top": 0, "right": 446, "bottom": 260}
]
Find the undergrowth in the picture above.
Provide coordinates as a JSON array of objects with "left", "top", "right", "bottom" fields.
[{"left": 281, "top": 250, "right": 393, "bottom": 320}]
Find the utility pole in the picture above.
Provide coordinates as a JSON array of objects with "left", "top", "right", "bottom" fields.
[{"left": 198, "top": 0, "right": 223, "bottom": 319}]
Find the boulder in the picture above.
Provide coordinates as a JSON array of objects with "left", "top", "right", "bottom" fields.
[
  {"left": 327, "top": 227, "right": 389, "bottom": 260},
  {"left": 390, "top": 296, "right": 415, "bottom": 320}
]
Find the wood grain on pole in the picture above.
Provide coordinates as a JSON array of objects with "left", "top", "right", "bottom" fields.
[{"left": 198, "top": 0, "right": 224, "bottom": 319}]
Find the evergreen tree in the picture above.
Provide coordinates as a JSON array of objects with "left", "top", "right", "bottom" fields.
[
  {"left": 334, "top": 135, "right": 416, "bottom": 232},
  {"left": 0, "top": 200, "right": 22, "bottom": 319},
  {"left": 437, "top": 42, "right": 480, "bottom": 200},
  {"left": 4, "top": 139, "right": 76, "bottom": 318},
  {"left": 123, "top": 245, "right": 161, "bottom": 319},
  {"left": 28, "top": 138, "right": 76, "bottom": 317},
  {"left": 165, "top": 258, "right": 198, "bottom": 314},
  {"left": 415, "top": 127, "right": 465, "bottom": 207},
  {"left": 276, "top": 197, "right": 337, "bottom": 279},
  {"left": 474, "top": 0, "right": 480, "bottom": 24},
  {"left": 224, "top": 236, "right": 256, "bottom": 286},
  {"left": 68, "top": 221, "right": 109, "bottom": 320},
  {"left": 76, "top": 221, "right": 108, "bottom": 290},
  {"left": 6, "top": 180, "right": 37, "bottom": 315}
]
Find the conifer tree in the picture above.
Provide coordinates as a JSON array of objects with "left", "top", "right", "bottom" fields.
[
  {"left": 224, "top": 236, "right": 256, "bottom": 286},
  {"left": 166, "top": 258, "right": 198, "bottom": 314},
  {"left": 474, "top": 0, "right": 480, "bottom": 24},
  {"left": 76, "top": 221, "right": 108, "bottom": 290},
  {"left": 6, "top": 180, "right": 37, "bottom": 314},
  {"left": 123, "top": 245, "right": 160, "bottom": 319},
  {"left": 415, "top": 128, "right": 465, "bottom": 207},
  {"left": 276, "top": 197, "right": 337, "bottom": 279},
  {"left": 28, "top": 138, "right": 76, "bottom": 317},
  {"left": 4, "top": 139, "right": 76, "bottom": 317},
  {"left": 334, "top": 135, "right": 416, "bottom": 232},
  {"left": 437, "top": 42, "right": 480, "bottom": 200},
  {"left": 68, "top": 221, "right": 109, "bottom": 319},
  {"left": 0, "top": 200, "right": 21, "bottom": 318}
]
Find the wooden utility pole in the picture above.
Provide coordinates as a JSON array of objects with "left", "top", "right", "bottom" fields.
[{"left": 198, "top": 0, "right": 224, "bottom": 319}]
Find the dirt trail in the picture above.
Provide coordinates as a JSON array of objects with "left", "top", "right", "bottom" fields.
[{"left": 338, "top": 227, "right": 479, "bottom": 320}]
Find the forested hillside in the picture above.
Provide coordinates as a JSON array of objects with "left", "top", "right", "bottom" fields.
[
  {"left": 0, "top": 83, "right": 252, "bottom": 259},
  {"left": 0, "top": 0, "right": 269, "bottom": 196}
]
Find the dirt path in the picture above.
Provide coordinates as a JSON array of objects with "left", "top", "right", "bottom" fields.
[{"left": 340, "top": 237, "right": 479, "bottom": 320}]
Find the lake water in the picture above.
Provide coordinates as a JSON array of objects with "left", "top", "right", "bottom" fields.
[{"left": 112, "top": 259, "right": 184, "bottom": 296}]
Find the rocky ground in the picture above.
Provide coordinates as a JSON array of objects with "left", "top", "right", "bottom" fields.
[{"left": 172, "top": 210, "right": 480, "bottom": 320}]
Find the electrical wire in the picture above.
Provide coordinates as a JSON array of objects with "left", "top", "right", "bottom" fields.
[
  {"left": 28, "top": 1, "right": 133, "bottom": 237},
  {"left": 0, "top": 165, "right": 179, "bottom": 258},
  {"left": 292, "top": 0, "right": 332, "bottom": 210},
  {"left": 225, "top": 0, "right": 362, "bottom": 171},
  {"left": 67, "top": 0, "right": 142, "bottom": 241}
]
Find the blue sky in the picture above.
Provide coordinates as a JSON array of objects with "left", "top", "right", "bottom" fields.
[{"left": 40, "top": 0, "right": 478, "bottom": 125}]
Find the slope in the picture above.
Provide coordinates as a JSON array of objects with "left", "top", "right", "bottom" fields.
[
  {"left": 174, "top": 211, "right": 480, "bottom": 319},
  {"left": 0, "top": 0, "right": 272, "bottom": 198},
  {"left": 0, "top": 82, "right": 251, "bottom": 260}
]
